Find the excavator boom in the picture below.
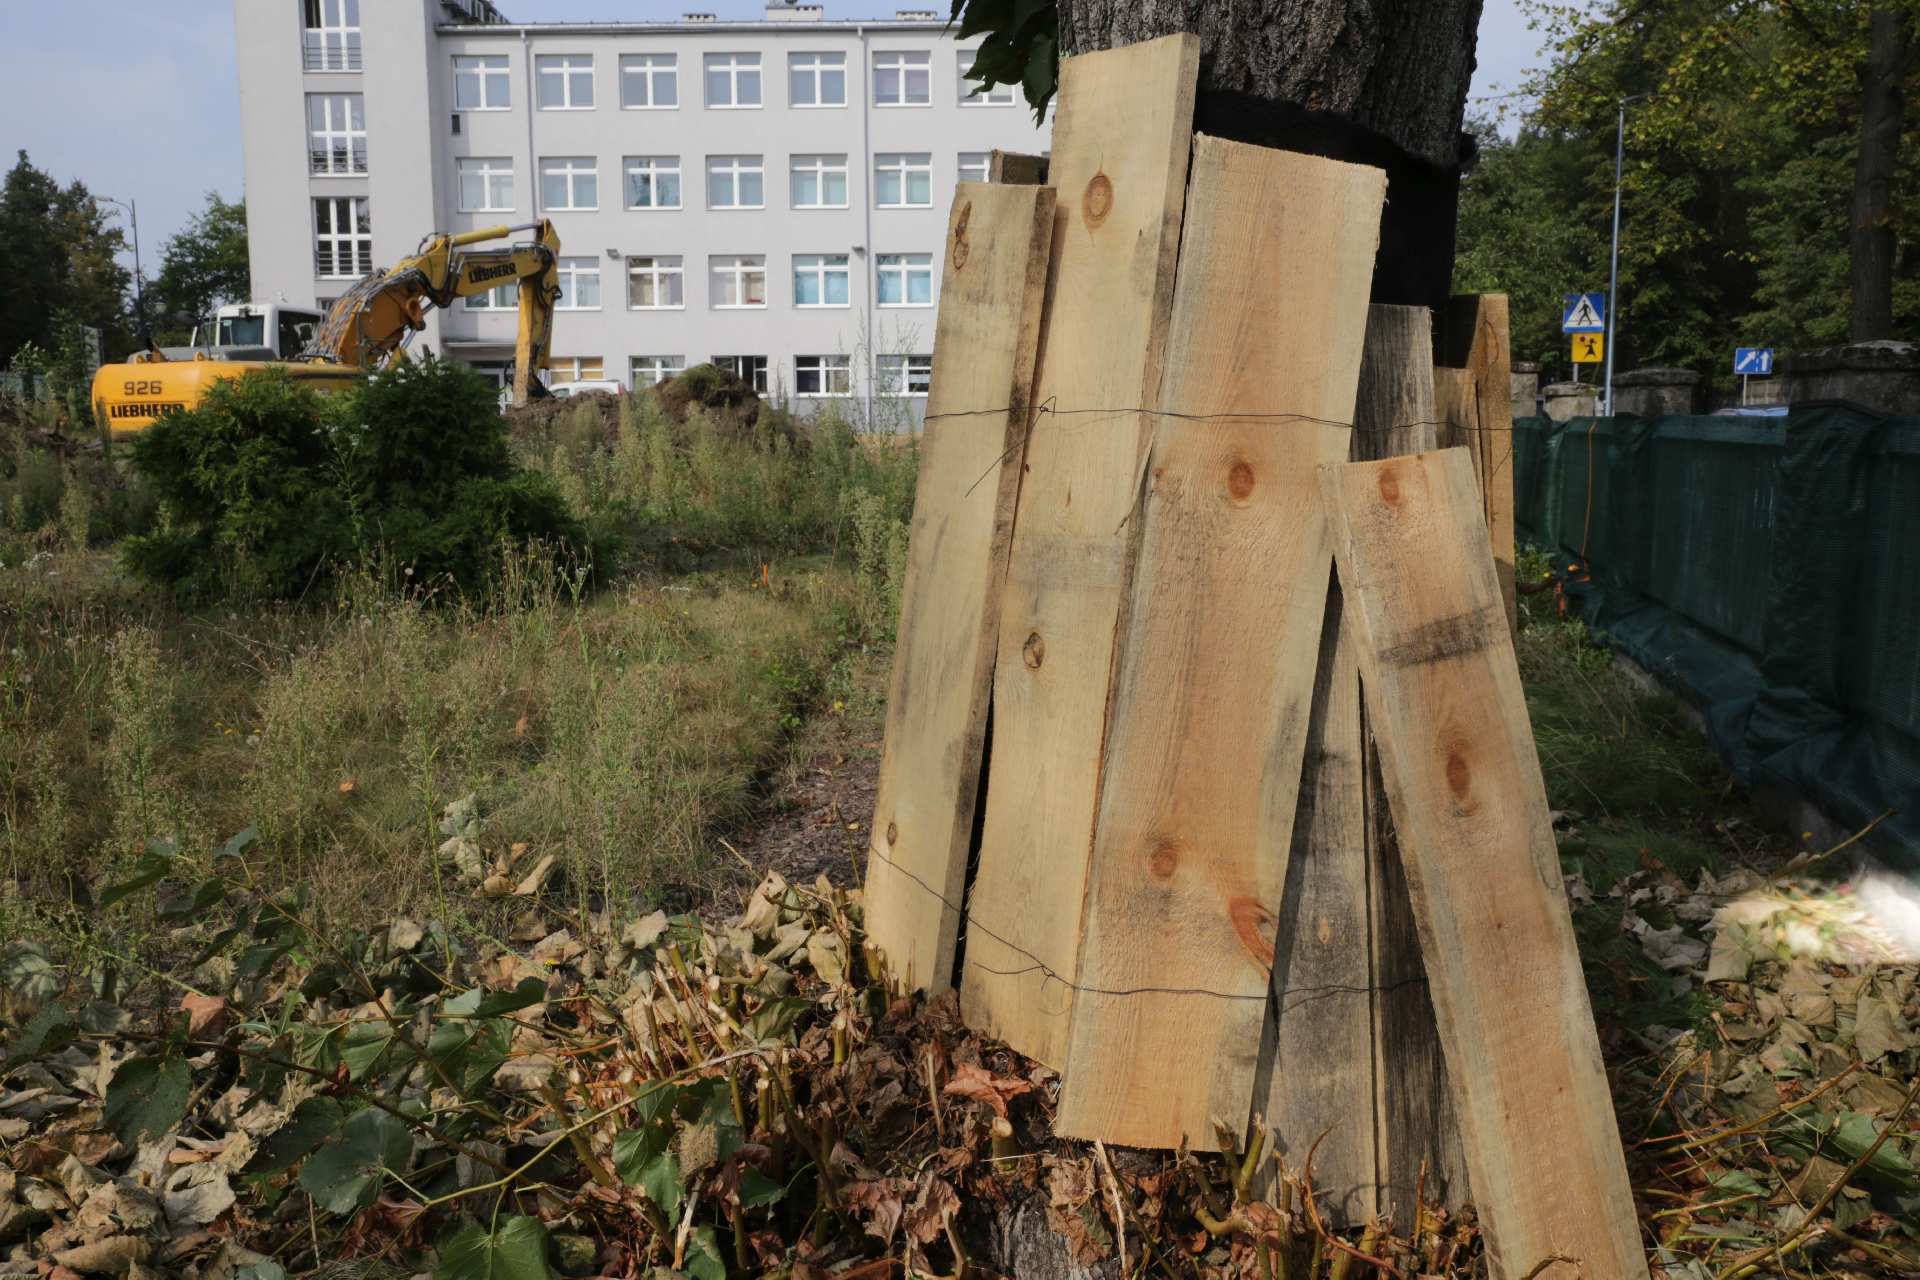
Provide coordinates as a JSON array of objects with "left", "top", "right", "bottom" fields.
[{"left": 91, "top": 220, "right": 563, "bottom": 433}]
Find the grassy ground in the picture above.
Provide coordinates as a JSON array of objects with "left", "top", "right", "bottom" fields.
[{"left": 0, "top": 383, "right": 914, "bottom": 928}]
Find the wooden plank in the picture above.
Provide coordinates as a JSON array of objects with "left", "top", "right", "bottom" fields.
[
  {"left": 960, "top": 33, "right": 1200, "bottom": 1069},
  {"left": 1054, "top": 139, "right": 1386, "bottom": 1149},
  {"left": 1354, "top": 308, "right": 1468, "bottom": 1218},
  {"left": 1257, "top": 304, "right": 1444, "bottom": 1218},
  {"left": 989, "top": 149, "right": 1048, "bottom": 184},
  {"left": 1252, "top": 572, "right": 1374, "bottom": 1213},
  {"left": 863, "top": 182, "right": 1058, "bottom": 993},
  {"left": 1439, "top": 294, "right": 1517, "bottom": 630},
  {"left": 1321, "top": 448, "right": 1649, "bottom": 1280}
]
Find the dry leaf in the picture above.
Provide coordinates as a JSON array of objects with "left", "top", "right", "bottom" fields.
[
  {"left": 901, "top": 1174, "right": 959, "bottom": 1246},
  {"left": 336, "top": 778, "right": 356, "bottom": 796},
  {"left": 178, "top": 995, "right": 229, "bottom": 1039},
  {"left": 941, "top": 1063, "right": 1033, "bottom": 1118}
]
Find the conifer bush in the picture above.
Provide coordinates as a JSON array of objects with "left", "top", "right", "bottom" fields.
[{"left": 125, "top": 359, "right": 585, "bottom": 601}]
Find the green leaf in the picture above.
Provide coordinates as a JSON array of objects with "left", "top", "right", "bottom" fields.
[
  {"left": 159, "top": 876, "right": 231, "bottom": 923},
  {"left": 236, "top": 1264, "right": 287, "bottom": 1280},
  {"left": 441, "top": 977, "right": 547, "bottom": 1020},
  {"left": 632, "top": 1151, "right": 683, "bottom": 1220},
  {"left": 682, "top": 1226, "right": 725, "bottom": 1280},
  {"left": 434, "top": 1215, "right": 553, "bottom": 1280},
  {"left": 105, "top": 1055, "right": 192, "bottom": 1147},
  {"left": 737, "top": 1165, "right": 786, "bottom": 1209},
  {"left": 299, "top": 1105, "right": 413, "bottom": 1215},
  {"left": 217, "top": 826, "right": 259, "bottom": 860},
  {"left": 340, "top": 1021, "right": 398, "bottom": 1081},
  {"left": 97, "top": 851, "right": 175, "bottom": 910},
  {"left": 235, "top": 941, "right": 293, "bottom": 984},
  {"left": 427, "top": 1018, "right": 509, "bottom": 1094},
  {"left": 744, "top": 996, "right": 809, "bottom": 1045},
  {"left": 6, "top": 1001, "right": 76, "bottom": 1064},
  {"left": 0, "top": 941, "right": 58, "bottom": 1004},
  {"left": 245, "top": 1097, "right": 345, "bottom": 1175}
]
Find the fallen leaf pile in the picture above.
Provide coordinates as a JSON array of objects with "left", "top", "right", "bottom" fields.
[{"left": 0, "top": 820, "right": 1916, "bottom": 1279}]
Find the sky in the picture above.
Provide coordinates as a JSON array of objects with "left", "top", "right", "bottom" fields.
[{"left": 0, "top": 0, "right": 1542, "bottom": 281}]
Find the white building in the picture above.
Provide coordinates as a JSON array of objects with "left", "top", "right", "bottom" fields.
[{"left": 234, "top": 0, "right": 1053, "bottom": 422}]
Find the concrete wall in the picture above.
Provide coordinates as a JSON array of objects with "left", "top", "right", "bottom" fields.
[
  {"left": 1785, "top": 340, "right": 1920, "bottom": 415},
  {"left": 234, "top": 0, "right": 1054, "bottom": 425},
  {"left": 1612, "top": 367, "right": 1700, "bottom": 417},
  {"left": 1542, "top": 381, "right": 1598, "bottom": 422}
]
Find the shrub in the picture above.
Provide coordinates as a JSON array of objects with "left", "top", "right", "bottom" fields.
[{"left": 124, "top": 360, "right": 587, "bottom": 601}]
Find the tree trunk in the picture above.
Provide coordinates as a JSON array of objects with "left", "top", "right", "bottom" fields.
[
  {"left": 1055, "top": 0, "right": 1485, "bottom": 311},
  {"left": 1850, "top": 9, "right": 1910, "bottom": 342}
]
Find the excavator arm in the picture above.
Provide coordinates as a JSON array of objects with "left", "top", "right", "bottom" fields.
[{"left": 301, "top": 220, "right": 561, "bottom": 405}]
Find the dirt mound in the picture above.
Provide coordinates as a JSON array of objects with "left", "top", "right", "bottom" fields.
[{"left": 502, "top": 363, "right": 802, "bottom": 452}]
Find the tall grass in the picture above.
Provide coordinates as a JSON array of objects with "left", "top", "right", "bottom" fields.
[{"left": 0, "top": 386, "right": 917, "bottom": 922}]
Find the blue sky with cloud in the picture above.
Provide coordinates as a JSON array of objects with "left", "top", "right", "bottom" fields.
[{"left": 0, "top": 0, "right": 1542, "bottom": 278}]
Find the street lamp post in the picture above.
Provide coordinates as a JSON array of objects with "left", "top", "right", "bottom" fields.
[
  {"left": 1603, "top": 96, "right": 1647, "bottom": 417},
  {"left": 96, "top": 195, "right": 149, "bottom": 346}
]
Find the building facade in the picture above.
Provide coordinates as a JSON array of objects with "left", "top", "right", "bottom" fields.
[{"left": 234, "top": 0, "right": 1053, "bottom": 422}]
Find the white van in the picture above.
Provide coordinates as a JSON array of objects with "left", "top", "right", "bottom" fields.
[{"left": 548, "top": 379, "right": 626, "bottom": 399}]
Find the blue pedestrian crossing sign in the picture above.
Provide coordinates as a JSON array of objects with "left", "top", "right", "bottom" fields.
[
  {"left": 1734, "top": 347, "right": 1775, "bottom": 376},
  {"left": 1562, "top": 292, "right": 1606, "bottom": 333}
]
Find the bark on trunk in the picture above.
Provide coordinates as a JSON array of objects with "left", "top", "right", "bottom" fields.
[
  {"left": 1056, "top": 0, "right": 1485, "bottom": 310},
  {"left": 1851, "top": 9, "right": 1911, "bottom": 342}
]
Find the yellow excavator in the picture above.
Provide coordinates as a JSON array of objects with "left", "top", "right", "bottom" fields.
[{"left": 91, "top": 220, "right": 562, "bottom": 433}]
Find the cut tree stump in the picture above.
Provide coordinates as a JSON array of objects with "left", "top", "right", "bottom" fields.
[
  {"left": 863, "top": 182, "right": 1056, "bottom": 993},
  {"left": 1321, "top": 446, "right": 1648, "bottom": 1280}
]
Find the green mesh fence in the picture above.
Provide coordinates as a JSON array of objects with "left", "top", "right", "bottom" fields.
[{"left": 1515, "top": 404, "right": 1919, "bottom": 876}]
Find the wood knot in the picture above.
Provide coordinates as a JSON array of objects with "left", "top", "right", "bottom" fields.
[
  {"left": 951, "top": 200, "right": 972, "bottom": 270},
  {"left": 1082, "top": 172, "right": 1114, "bottom": 229},
  {"left": 1146, "top": 837, "right": 1183, "bottom": 880},
  {"left": 1229, "top": 897, "right": 1277, "bottom": 973},
  {"left": 885, "top": 821, "right": 898, "bottom": 845},
  {"left": 1444, "top": 745, "right": 1476, "bottom": 812},
  {"left": 1377, "top": 466, "right": 1401, "bottom": 506},
  {"left": 1022, "top": 632, "right": 1045, "bottom": 669},
  {"left": 1227, "top": 460, "right": 1255, "bottom": 502}
]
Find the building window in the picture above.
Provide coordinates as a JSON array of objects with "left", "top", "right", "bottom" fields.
[
  {"left": 788, "top": 52, "right": 846, "bottom": 107},
  {"left": 626, "top": 256, "right": 684, "bottom": 309},
  {"left": 876, "top": 253, "right": 933, "bottom": 306},
  {"left": 632, "top": 355, "right": 685, "bottom": 387},
  {"left": 548, "top": 357, "right": 604, "bottom": 385},
  {"left": 620, "top": 53, "right": 677, "bottom": 108},
  {"left": 704, "top": 53, "right": 762, "bottom": 108},
  {"left": 790, "top": 154, "right": 849, "bottom": 209},
  {"left": 795, "top": 355, "right": 852, "bottom": 397},
  {"left": 555, "top": 257, "right": 601, "bottom": 310},
  {"left": 874, "top": 153, "right": 933, "bottom": 208},
  {"left": 792, "top": 254, "right": 850, "bottom": 308},
  {"left": 302, "top": 0, "right": 360, "bottom": 72},
  {"left": 540, "top": 157, "right": 599, "bottom": 211},
  {"left": 877, "top": 353, "right": 933, "bottom": 396},
  {"left": 958, "top": 51, "right": 1017, "bottom": 105},
  {"left": 958, "top": 151, "right": 990, "bottom": 184},
  {"left": 705, "top": 156, "right": 764, "bottom": 210},
  {"left": 464, "top": 281, "right": 518, "bottom": 310},
  {"left": 454, "top": 55, "right": 511, "bottom": 110},
  {"left": 710, "top": 255, "right": 767, "bottom": 309},
  {"left": 711, "top": 355, "right": 769, "bottom": 393},
  {"left": 624, "top": 156, "right": 682, "bottom": 209},
  {"left": 307, "top": 94, "right": 367, "bottom": 175},
  {"left": 873, "top": 50, "right": 931, "bottom": 106},
  {"left": 313, "top": 196, "right": 371, "bottom": 279},
  {"left": 457, "top": 157, "right": 515, "bottom": 213},
  {"left": 466, "top": 359, "right": 512, "bottom": 387},
  {"left": 536, "top": 54, "right": 594, "bottom": 109}
]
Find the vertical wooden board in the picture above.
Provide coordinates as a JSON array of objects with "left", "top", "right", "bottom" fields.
[
  {"left": 990, "top": 149, "right": 1048, "bottom": 184},
  {"left": 1440, "top": 294, "right": 1517, "bottom": 629},
  {"left": 1054, "top": 138, "right": 1385, "bottom": 1148},
  {"left": 959, "top": 33, "right": 1200, "bottom": 1069},
  {"left": 1433, "top": 369, "right": 1483, "bottom": 482},
  {"left": 1257, "top": 305, "right": 1441, "bottom": 1218},
  {"left": 1321, "top": 449, "right": 1648, "bottom": 1280},
  {"left": 1359, "top": 311, "right": 1468, "bottom": 1215},
  {"left": 864, "top": 183, "right": 1057, "bottom": 993},
  {"left": 1252, "top": 573, "right": 1376, "bottom": 1216}
]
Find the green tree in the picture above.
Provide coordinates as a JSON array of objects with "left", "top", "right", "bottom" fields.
[
  {"left": 0, "top": 151, "right": 131, "bottom": 367},
  {"left": 150, "top": 193, "right": 249, "bottom": 345}
]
